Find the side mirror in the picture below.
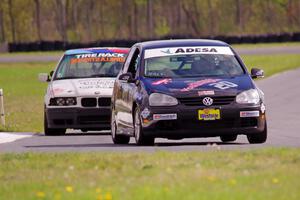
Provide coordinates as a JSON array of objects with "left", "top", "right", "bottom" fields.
[
  {"left": 50, "top": 71, "right": 54, "bottom": 77},
  {"left": 119, "top": 72, "right": 135, "bottom": 83},
  {"left": 251, "top": 68, "right": 264, "bottom": 79},
  {"left": 38, "top": 73, "right": 50, "bottom": 82}
]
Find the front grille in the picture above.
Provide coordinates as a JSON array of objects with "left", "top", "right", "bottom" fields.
[
  {"left": 98, "top": 97, "right": 111, "bottom": 107},
  {"left": 178, "top": 96, "right": 235, "bottom": 106},
  {"left": 78, "top": 115, "right": 110, "bottom": 125},
  {"left": 240, "top": 118, "right": 257, "bottom": 127},
  {"left": 81, "top": 98, "right": 97, "bottom": 107},
  {"left": 53, "top": 119, "right": 73, "bottom": 125}
]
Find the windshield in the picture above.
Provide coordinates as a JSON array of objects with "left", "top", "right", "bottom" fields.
[
  {"left": 54, "top": 53, "right": 127, "bottom": 80},
  {"left": 144, "top": 48, "right": 244, "bottom": 78}
]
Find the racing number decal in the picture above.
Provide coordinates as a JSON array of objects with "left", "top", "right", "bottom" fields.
[{"left": 209, "top": 81, "right": 238, "bottom": 90}]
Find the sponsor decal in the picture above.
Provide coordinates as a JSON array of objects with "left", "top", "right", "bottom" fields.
[
  {"left": 144, "top": 46, "right": 234, "bottom": 59},
  {"left": 209, "top": 81, "right": 238, "bottom": 90},
  {"left": 181, "top": 79, "right": 220, "bottom": 92},
  {"left": 198, "top": 90, "right": 215, "bottom": 96},
  {"left": 71, "top": 57, "right": 125, "bottom": 64},
  {"left": 152, "top": 78, "right": 172, "bottom": 85},
  {"left": 53, "top": 88, "right": 65, "bottom": 94},
  {"left": 240, "top": 111, "right": 260, "bottom": 118},
  {"left": 75, "top": 53, "right": 125, "bottom": 59},
  {"left": 141, "top": 108, "right": 150, "bottom": 119},
  {"left": 153, "top": 113, "right": 177, "bottom": 121},
  {"left": 161, "top": 49, "right": 172, "bottom": 54},
  {"left": 78, "top": 79, "right": 115, "bottom": 89}
]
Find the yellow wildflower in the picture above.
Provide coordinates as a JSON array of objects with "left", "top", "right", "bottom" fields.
[
  {"left": 36, "top": 191, "right": 45, "bottom": 198},
  {"left": 104, "top": 192, "right": 112, "bottom": 200},
  {"left": 229, "top": 179, "right": 237, "bottom": 185},
  {"left": 96, "top": 187, "right": 102, "bottom": 193},
  {"left": 97, "top": 194, "right": 103, "bottom": 200},
  {"left": 272, "top": 178, "right": 279, "bottom": 184},
  {"left": 65, "top": 186, "right": 73, "bottom": 193}
]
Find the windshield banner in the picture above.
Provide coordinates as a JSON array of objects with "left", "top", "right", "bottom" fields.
[
  {"left": 70, "top": 53, "right": 126, "bottom": 64},
  {"left": 144, "top": 46, "right": 234, "bottom": 59}
]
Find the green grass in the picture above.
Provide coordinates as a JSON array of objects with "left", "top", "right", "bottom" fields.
[
  {"left": 0, "top": 148, "right": 299, "bottom": 200},
  {"left": 242, "top": 54, "right": 300, "bottom": 76},
  {"left": 233, "top": 42, "right": 300, "bottom": 48},
  {"left": 0, "top": 62, "right": 55, "bottom": 132},
  {"left": 0, "top": 54, "right": 300, "bottom": 132},
  {"left": 0, "top": 51, "right": 63, "bottom": 57}
]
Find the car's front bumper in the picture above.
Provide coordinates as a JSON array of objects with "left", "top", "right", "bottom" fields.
[
  {"left": 46, "top": 107, "right": 111, "bottom": 130},
  {"left": 141, "top": 104, "right": 266, "bottom": 139}
]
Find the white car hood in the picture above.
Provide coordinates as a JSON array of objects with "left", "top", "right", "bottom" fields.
[{"left": 50, "top": 78, "right": 115, "bottom": 97}]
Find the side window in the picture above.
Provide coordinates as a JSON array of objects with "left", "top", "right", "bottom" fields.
[
  {"left": 128, "top": 49, "right": 140, "bottom": 77},
  {"left": 122, "top": 47, "right": 136, "bottom": 74},
  {"left": 55, "top": 56, "right": 69, "bottom": 78}
]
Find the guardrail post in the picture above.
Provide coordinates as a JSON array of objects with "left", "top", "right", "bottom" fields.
[{"left": 0, "top": 89, "right": 5, "bottom": 127}]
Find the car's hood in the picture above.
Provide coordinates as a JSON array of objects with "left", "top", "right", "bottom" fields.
[
  {"left": 50, "top": 78, "right": 115, "bottom": 97},
  {"left": 143, "top": 75, "right": 254, "bottom": 97}
]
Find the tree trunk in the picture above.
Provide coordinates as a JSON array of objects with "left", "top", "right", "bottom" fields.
[
  {"left": 8, "top": 0, "right": 16, "bottom": 42},
  {"left": 34, "top": 0, "right": 42, "bottom": 41},
  {"left": 147, "top": 0, "right": 153, "bottom": 38},
  {"left": 235, "top": 0, "right": 243, "bottom": 30},
  {"left": 0, "top": 9, "right": 5, "bottom": 43},
  {"left": 55, "top": 0, "right": 68, "bottom": 42}
]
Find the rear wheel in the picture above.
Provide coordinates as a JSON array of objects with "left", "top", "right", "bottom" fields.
[
  {"left": 220, "top": 135, "right": 237, "bottom": 142},
  {"left": 134, "top": 107, "right": 154, "bottom": 146},
  {"left": 247, "top": 122, "right": 267, "bottom": 144},
  {"left": 111, "top": 111, "right": 130, "bottom": 144},
  {"left": 44, "top": 113, "right": 66, "bottom": 136}
]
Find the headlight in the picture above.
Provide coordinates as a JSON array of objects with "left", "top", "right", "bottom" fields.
[
  {"left": 56, "top": 98, "right": 65, "bottom": 106},
  {"left": 149, "top": 93, "right": 178, "bottom": 106},
  {"left": 236, "top": 89, "right": 260, "bottom": 104},
  {"left": 49, "top": 97, "right": 77, "bottom": 106}
]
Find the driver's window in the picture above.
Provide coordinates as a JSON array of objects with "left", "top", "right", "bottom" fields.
[{"left": 128, "top": 49, "right": 140, "bottom": 77}]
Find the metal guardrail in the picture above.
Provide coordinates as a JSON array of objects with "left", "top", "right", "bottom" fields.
[{"left": 0, "top": 89, "right": 5, "bottom": 127}]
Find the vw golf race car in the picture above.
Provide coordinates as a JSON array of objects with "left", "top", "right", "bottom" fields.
[
  {"left": 111, "top": 40, "right": 267, "bottom": 145},
  {"left": 39, "top": 47, "right": 129, "bottom": 135}
]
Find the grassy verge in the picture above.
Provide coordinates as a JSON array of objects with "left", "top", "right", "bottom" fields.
[
  {"left": 0, "top": 54, "right": 300, "bottom": 132},
  {"left": 0, "top": 51, "right": 63, "bottom": 57},
  {"left": 0, "top": 62, "right": 54, "bottom": 132},
  {"left": 233, "top": 42, "right": 300, "bottom": 48},
  {"left": 0, "top": 148, "right": 300, "bottom": 200}
]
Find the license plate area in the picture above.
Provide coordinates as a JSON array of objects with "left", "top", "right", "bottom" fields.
[{"left": 198, "top": 108, "right": 221, "bottom": 120}]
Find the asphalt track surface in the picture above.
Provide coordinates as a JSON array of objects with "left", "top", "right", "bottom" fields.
[
  {"left": 1, "top": 46, "right": 300, "bottom": 63},
  {"left": 0, "top": 67, "right": 300, "bottom": 152}
]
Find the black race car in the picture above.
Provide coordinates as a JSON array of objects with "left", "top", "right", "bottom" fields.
[{"left": 111, "top": 39, "right": 267, "bottom": 145}]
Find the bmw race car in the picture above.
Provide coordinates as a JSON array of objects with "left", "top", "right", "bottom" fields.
[
  {"left": 39, "top": 47, "right": 129, "bottom": 135},
  {"left": 111, "top": 39, "right": 267, "bottom": 145}
]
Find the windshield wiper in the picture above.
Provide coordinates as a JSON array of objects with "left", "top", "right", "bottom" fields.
[
  {"left": 91, "top": 74, "right": 116, "bottom": 78},
  {"left": 55, "top": 76, "right": 86, "bottom": 80}
]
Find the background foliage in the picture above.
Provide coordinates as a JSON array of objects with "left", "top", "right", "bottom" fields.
[{"left": 0, "top": 0, "right": 300, "bottom": 43}]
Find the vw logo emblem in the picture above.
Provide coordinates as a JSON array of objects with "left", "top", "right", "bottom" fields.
[{"left": 203, "top": 97, "right": 213, "bottom": 106}]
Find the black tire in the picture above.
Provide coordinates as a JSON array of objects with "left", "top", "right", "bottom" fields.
[
  {"left": 134, "top": 107, "right": 155, "bottom": 146},
  {"left": 111, "top": 111, "right": 130, "bottom": 144},
  {"left": 44, "top": 112, "right": 66, "bottom": 136},
  {"left": 220, "top": 135, "right": 237, "bottom": 142},
  {"left": 247, "top": 122, "right": 267, "bottom": 144}
]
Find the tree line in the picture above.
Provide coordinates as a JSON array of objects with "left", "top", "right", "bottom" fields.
[{"left": 0, "top": 0, "right": 300, "bottom": 43}]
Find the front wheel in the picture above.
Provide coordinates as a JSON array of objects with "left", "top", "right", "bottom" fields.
[
  {"left": 247, "top": 122, "right": 267, "bottom": 144},
  {"left": 111, "top": 111, "right": 130, "bottom": 144},
  {"left": 44, "top": 113, "right": 66, "bottom": 136},
  {"left": 134, "top": 107, "right": 154, "bottom": 146}
]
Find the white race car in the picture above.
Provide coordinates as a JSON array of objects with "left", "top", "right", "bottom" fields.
[{"left": 38, "top": 47, "right": 129, "bottom": 135}]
